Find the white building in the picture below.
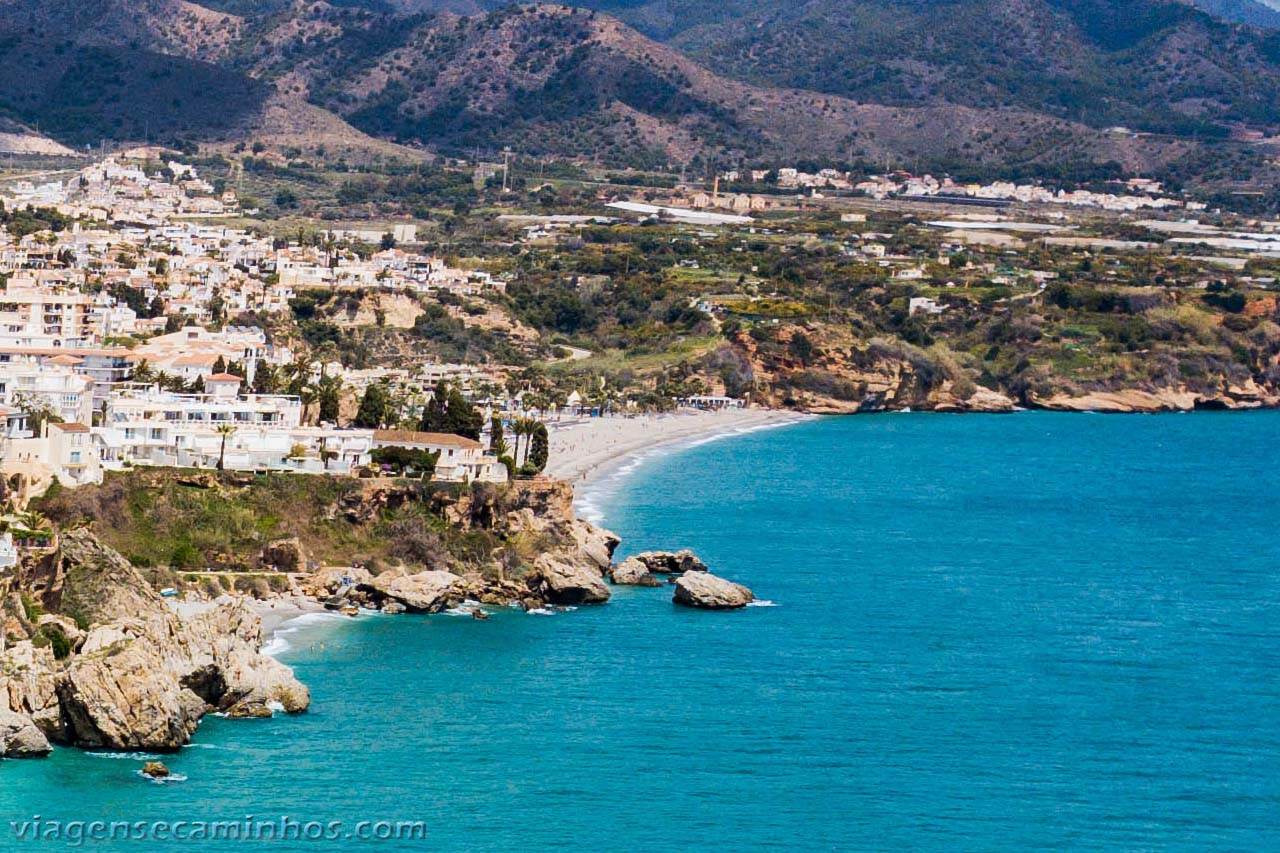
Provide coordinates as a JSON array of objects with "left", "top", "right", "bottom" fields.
[{"left": 372, "top": 429, "right": 508, "bottom": 483}]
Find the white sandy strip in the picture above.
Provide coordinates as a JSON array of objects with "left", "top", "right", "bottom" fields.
[
  {"left": 167, "top": 594, "right": 330, "bottom": 647},
  {"left": 544, "top": 408, "right": 807, "bottom": 488}
]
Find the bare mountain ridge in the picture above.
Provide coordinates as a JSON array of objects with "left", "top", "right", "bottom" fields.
[{"left": 0, "top": 0, "right": 1269, "bottom": 186}]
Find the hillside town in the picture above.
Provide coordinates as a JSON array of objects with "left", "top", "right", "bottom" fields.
[{"left": 0, "top": 156, "right": 525, "bottom": 490}]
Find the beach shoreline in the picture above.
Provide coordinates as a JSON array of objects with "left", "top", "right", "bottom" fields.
[
  {"left": 544, "top": 407, "right": 811, "bottom": 490},
  {"left": 237, "top": 409, "right": 810, "bottom": 643}
]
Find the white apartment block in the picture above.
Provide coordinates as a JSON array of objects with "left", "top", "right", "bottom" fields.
[{"left": 0, "top": 361, "right": 96, "bottom": 424}]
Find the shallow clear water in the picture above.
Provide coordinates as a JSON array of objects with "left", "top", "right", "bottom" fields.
[{"left": 3, "top": 412, "right": 1279, "bottom": 850}]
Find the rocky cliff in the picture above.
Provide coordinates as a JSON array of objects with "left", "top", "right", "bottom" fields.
[{"left": 1, "top": 529, "right": 308, "bottom": 757}]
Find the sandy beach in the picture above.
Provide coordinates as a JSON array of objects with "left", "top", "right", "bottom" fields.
[
  {"left": 544, "top": 407, "right": 810, "bottom": 488},
  {"left": 169, "top": 593, "right": 329, "bottom": 641}
]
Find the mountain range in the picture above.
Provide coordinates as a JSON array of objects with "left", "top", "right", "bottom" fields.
[{"left": 0, "top": 0, "right": 1277, "bottom": 189}]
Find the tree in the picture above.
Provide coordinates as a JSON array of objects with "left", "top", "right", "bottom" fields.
[
  {"left": 354, "top": 383, "right": 394, "bottom": 428},
  {"left": 510, "top": 418, "right": 528, "bottom": 465},
  {"left": 212, "top": 355, "right": 228, "bottom": 375},
  {"left": 317, "top": 375, "right": 343, "bottom": 424},
  {"left": 488, "top": 415, "right": 507, "bottom": 457},
  {"left": 528, "top": 422, "right": 549, "bottom": 473},
  {"left": 252, "top": 359, "right": 278, "bottom": 394},
  {"left": 298, "top": 386, "right": 318, "bottom": 425},
  {"left": 14, "top": 393, "right": 61, "bottom": 436},
  {"left": 513, "top": 416, "right": 539, "bottom": 465},
  {"left": 215, "top": 423, "right": 236, "bottom": 471},
  {"left": 419, "top": 380, "right": 482, "bottom": 440},
  {"left": 130, "top": 360, "right": 156, "bottom": 384},
  {"left": 208, "top": 288, "right": 226, "bottom": 329},
  {"left": 380, "top": 232, "right": 396, "bottom": 251}
]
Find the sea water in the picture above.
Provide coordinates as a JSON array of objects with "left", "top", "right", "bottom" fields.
[{"left": 2, "top": 412, "right": 1278, "bottom": 850}]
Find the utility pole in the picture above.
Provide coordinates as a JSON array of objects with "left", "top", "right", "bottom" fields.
[{"left": 502, "top": 146, "right": 512, "bottom": 193}]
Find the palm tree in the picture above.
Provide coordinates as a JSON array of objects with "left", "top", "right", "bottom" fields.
[
  {"left": 298, "top": 386, "right": 318, "bottom": 426},
  {"left": 215, "top": 423, "right": 236, "bottom": 471},
  {"left": 129, "top": 360, "right": 156, "bottom": 384},
  {"left": 511, "top": 419, "right": 529, "bottom": 465},
  {"left": 516, "top": 417, "right": 539, "bottom": 465}
]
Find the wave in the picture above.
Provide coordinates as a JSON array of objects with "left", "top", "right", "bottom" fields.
[
  {"left": 136, "top": 770, "right": 188, "bottom": 784},
  {"left": 261, "top": 636, "right": 290, "bottom": 657},
  {"left": 746, "top": 599, "right": 778, "bottom": 607},
  {"left": 445, "top": 600, "right": 485, "bottom": 616},
  {"left": 279, "top": 612, "right": 349, "bottom": 630},
  {"left": 88, "top": 751, "right": 163, "bottom": 761}
]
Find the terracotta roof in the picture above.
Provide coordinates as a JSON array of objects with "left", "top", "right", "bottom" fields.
[
  {"left": 45, "top": 354, "right": 84, "bottom": 365},
  {"left": 172, "top": 354, "right": 219, "bottom": 367},
  {"left": 373, "top": 429, "right": 482, "bottom": 450},
  {"left": 50, "top": 422, "right": 90, "bottom": 433},
  {"left": 206, "top": 373, "right": 242, "bottom": 382}
]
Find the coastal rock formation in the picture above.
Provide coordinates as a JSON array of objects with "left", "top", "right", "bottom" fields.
[
  {"left": 142, "top": 761, "right": 171, "bottom": 779},
  {"left": 260, "top": 537, "right": 308, "bottom": 572},
  {"left": 571, "top": 521, "right": 622, "bottom": 571},
  {"left": 366, "top": 570, "right": 461, "bottom": 613},
  {"left": 630, "top": 550, "right": 709, "bottom": 575},
  {"left": 530, "top": 554, "right": 611, "bottom": 605},
  {"left": 673, "top": 572, "right": 754, "bottom": 610},
  {"left": 0, "top": 708, "right": 50, "bottom": 758},
  {"left": 609, "top": 558, "right": 662, "bottom": 587},
  {"left": 1031, "top": 384, "right": 1280, "bottom": 413},
  {"left": 1, "top": 530, "right": 309, "bottom": 752}
]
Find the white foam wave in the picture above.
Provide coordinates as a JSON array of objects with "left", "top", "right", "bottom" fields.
[
  {"left": 445, "top": 600, "right": 485, "bottom": 616},
  {"left": 136, "top": 770, "right": 188, "bottom": 784},
  {"left": 261, "top": 636, "right": 290, "bottom": 657},
  {"left": 88, "top": 751, "right": 162, "bottom": 761},
  {"left": 282, "top": 611, "right": 349, "bottom": 628},
  {"left": 266, "top": 700, "right": 285, "bottom": 714},
  {"left": 746, "top": 599, "right": 777, "bottom": 607},
  {"left": 526, "top": 608, "right": 555, "bottom": 616}
]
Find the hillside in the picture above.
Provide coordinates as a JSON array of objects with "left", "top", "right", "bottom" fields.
[{"left": 0, "top": 0, "right": 1273, "bottom": 187}]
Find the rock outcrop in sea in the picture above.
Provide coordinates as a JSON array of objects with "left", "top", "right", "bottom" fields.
[
  {"left": 1, "top": 529, "right": 308, "bottom": 756},
  {"left": 673, "top": 572, "right": 755, "bottom": 610}
]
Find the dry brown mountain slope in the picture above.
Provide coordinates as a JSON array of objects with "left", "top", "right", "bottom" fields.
[
  {"left": 0, "top": 0, "right": 1260, "bottom": 182},
  {"left": 271, "top": 3, "right": 1189, "bottom": 171}
]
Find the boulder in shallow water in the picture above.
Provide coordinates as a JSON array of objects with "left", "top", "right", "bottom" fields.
[
  {"left": 531, "top": 555, "right": 610, "bottom": 605},
  {"left": 142, "top": 761, "right": 170, "bottom": 779},
  {"left": 610, "top": 557, "right": 662, "bottom": 587},
  {"left": 367, "top": 570, "right": 460, "bottom": 613},
  {"left": 0, "top": 709, "right": 51, "bottom": 757},
  {"left": 632, "top": 550, "right": 708, "bottom": 575},
  {"left": 673, "top": 572, "right": 754, "bottom": 610}
]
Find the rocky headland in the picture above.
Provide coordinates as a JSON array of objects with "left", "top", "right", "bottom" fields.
[
  {"left": 1, "top": 529, "right": 308, "bottom": 758},
  {"left": 1, "top": 473, "right": 755, "bottom": 760}
]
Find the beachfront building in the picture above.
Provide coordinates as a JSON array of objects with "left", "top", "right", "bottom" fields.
[
  {"left": 96, "top": 422, "right": 374, "bottom": 475},
  {"left": 373, "top": 429, "right": 509, "bottom": 483}
]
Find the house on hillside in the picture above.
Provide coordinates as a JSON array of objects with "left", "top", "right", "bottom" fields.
[{"left": 372, "top": 430, "right": 508, "bottom": 483}]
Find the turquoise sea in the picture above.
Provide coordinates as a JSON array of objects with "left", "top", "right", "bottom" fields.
[{"left": 3, "top": 412, "right": 1279, "bottom": 850}]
